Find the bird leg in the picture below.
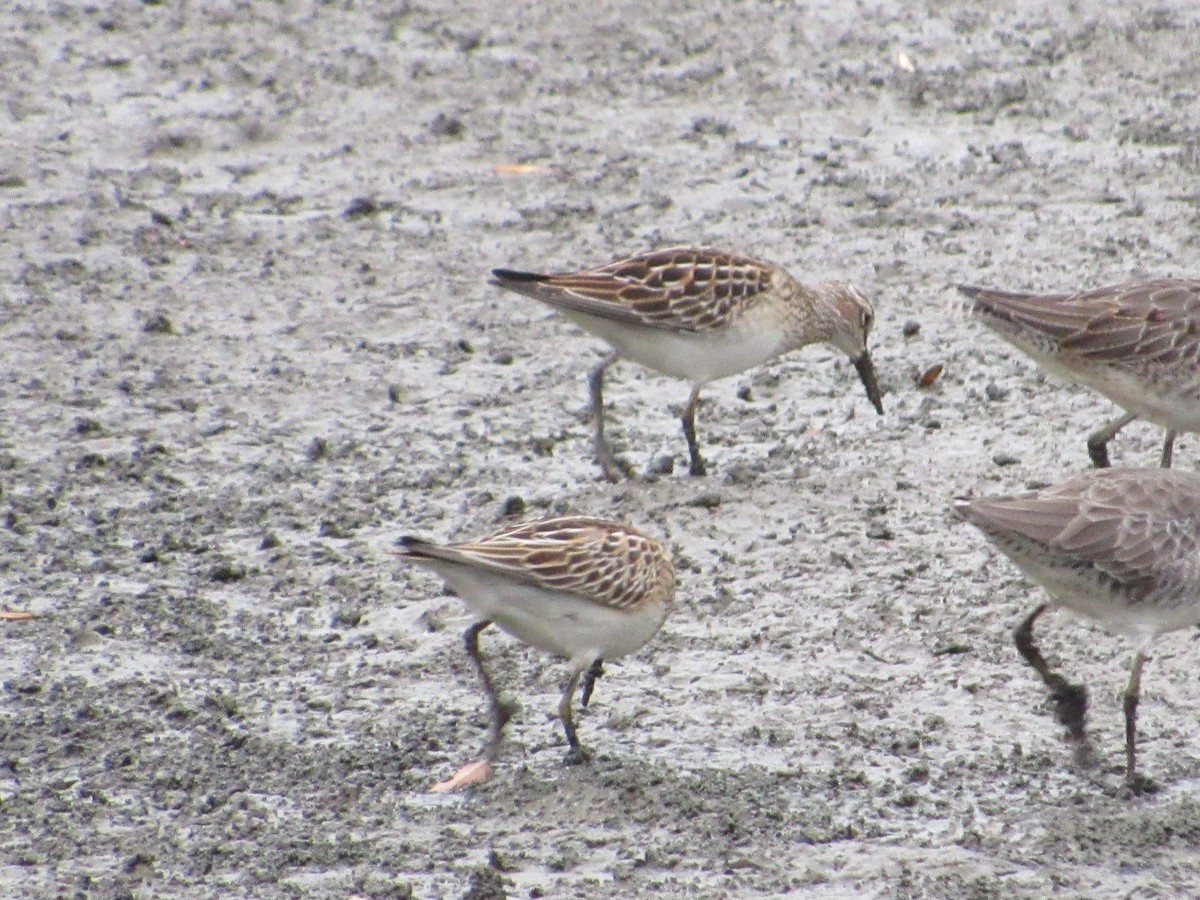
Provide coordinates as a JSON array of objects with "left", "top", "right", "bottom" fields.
[
  {"left": 681, "top": 384, "right": 706, "bottom": 477},
  {"left": 1013, "top": 604, "right": 1091, "bottom": 765},
  {"left": 463, "top": 620, "right": 516, "bottom": 763},
  {"left": 430, "top": 620, "right": 515, "bottom": 792},
  {"left": 1086, "top": 411, "right": 1137, "bottom": 468},
  {"left": 1123, "top": 650, "right": 1156, "bottom": 792},
  {"left": 1160, "top": 430, "right": 1177, "bottom": 468},
  {"left": 580, "top": 659, "right": 605, "bottom": 709},
  {"left": 559, "top": 666, "right": 593, "bottom": 765},
  {"left": 588, "top": 352, "right": 628, "bottom": 482}
]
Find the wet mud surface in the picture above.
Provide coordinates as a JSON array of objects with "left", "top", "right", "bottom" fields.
[{"left": 4, "top": 1, "right": 1200, "bottom": 897}]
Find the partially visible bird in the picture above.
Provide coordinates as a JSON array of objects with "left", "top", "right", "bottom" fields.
[
  {"left": 396, "top": 516, "right": 676, "bottom": 791},
  {"left": 955, "top": 467, "right": 1200, "bottom": 790},
  {"left": 956, "top": 278, "right": 1200, "bottom": 468},
  {"left": 492, "top": 246, "right": 884, "bottom": 481}
]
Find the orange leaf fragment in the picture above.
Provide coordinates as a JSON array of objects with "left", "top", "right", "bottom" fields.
[
  {"left": 917, "top": 364, "right": 944, "bottom": 388},
  {"left": 1, "top": 611, "right": 36, "bottom": 621}
]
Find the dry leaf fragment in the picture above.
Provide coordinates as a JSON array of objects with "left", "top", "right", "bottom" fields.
[
  {"left": 1, "top": 611, "right": 36, "bottom": 621},
  {"left": 917, "top": 364, "right": 944, "bottom": 388},
  {"left": 493, "top": 164, "right": 548, "bottom": 175}
]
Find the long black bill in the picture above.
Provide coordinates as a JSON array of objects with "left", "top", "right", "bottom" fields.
[{"left": 854, "top": 352, "right": 884, "bottom": 414}]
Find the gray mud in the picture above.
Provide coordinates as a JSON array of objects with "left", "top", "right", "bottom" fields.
[{"left": 4, "top": 1, "right": 1200, "bottom": 897}]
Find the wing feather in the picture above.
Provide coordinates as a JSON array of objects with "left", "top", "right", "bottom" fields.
[
  {"left": 400, "top": 516, "right": 675, "bottom": 611},
  {"left": 959, "top": 279, "right": 1200, "bottom": 368},
  {"left": 958, "top": 470, "right": 1200, "bottom": 597},
  {"left": 491, "top": 246, "right": 780, "bottom": 334}
]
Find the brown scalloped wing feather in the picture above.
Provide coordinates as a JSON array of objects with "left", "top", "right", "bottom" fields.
[
  {"left": 964, "top": 469, "right": 1200, "bottom": 595},
  {"left": 1055, "top": 278, "right": 1200, "bottom": 365},
  {"left": 532, "top": 246, "right": 778, "bottom": 334},
  {"left": 449, "top": 516, "right": 676, "bottom": 611}
]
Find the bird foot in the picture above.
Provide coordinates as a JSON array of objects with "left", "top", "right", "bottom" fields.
[
  {"left": 1087, "top": 443, "right": 1111, "bottom": 469},
  {"left": 1068, "top": 737, "right": 1098, "bottom": 772},
  {"left": 430, "top": 758, "right": 494, "bottom": 793},
  {"left": 496, "top": 698, "right": 520, "bottom": 726},
  {"left": 564, "top": 745, "right": 594, "bottom": 767},
  {"left": 1050, "top": 682, "right": 1088, "bottom": 744},
  {"left": 1124, "top": 772, "right": 1160, "bottom": 797},
  {"left": 596, "top": 449, "right": 635, "bottom": 483}
]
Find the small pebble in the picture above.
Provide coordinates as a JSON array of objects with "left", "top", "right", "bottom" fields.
[
  {"left": 500, "top": 495, "right": 526, "bottom": 517},
  {"left": 687, "top": 491, "right": 722, "bottom": 509},
  {"left": 648, "top": 455, "right": 675, "bottom": 476},
  {"left": 866, "top": 522, "right": 894, "bottom": 541},
  {"left": 307, "top": 436, "right": 329, "bottom": 461},
  {"left": 429, "top": 113, "right": 464, "bottom": 137},
  {"left": 143, "top": 312, "right": 174, "bottom": 334},
  {"left": 343, "top": 197, "right": 378, "bottom": 218}
]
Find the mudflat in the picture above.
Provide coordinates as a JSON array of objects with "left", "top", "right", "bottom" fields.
[{"left": 4, "top": 2, "right": 1200, "bottom": 897}]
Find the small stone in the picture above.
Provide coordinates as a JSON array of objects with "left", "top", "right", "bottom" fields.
[
  {"left": 143, "top": 312, "right": 174, "bottom": 334},
  {"left": 984, "top": 382, "right": 1009, "bottom": 402},
  {"left": 331, "top": 608, "right": 363, "bottom": 628},
  {"left": 70, "top": 629, "right": 104, "bottom": 651},
  {"left": 455, "top": 31, "right": 482, "bottom": 53},
  {"left": 866, "top": 522, "right": 894, "bottom": 540},
  {"left": 687, "top": 491, "right": 722, "bottom": 509},
  {"left": 723, "top": 462, "right": 757, "bottom": 486},
  {"left": 993, "top": 452, "right": 1020, "bottom": 467},
  {"left": 528, "top": 436, "right": 555, "bottom": 457},
  {"left": 903, "top": 763, "right": 930, "bottom": 783},
  {"left": 902, "top": 320, "right": 921, "bottom": 338},
  {"left": 500, "top": 495, "right": 526, "bottom": 518},
  {"left": 429, "top": 113, "right": 464, "bottom": 138},
  {"left": 208, "top": 562, "right": 246, "bottom": 583},
  {"left": 343, "top": 197, "right": 378, "bottom": 218},
  {"left": 318, "top": 520, "right": 345, "bottom": 538},
  {"left": 933, "top": 642, "right": 971, "bottom": 655},
  {"left": 648, "top": 455, "right": 675, "bottom": 476}
]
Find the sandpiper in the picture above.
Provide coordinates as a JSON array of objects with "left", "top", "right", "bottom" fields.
[
  {"left": 396, "top": 516, "right": 676, "bottom": 791},
  {"left": 955, "top": 467, "right": 1200, "bottom": 789},
  {"left": 491, "top": 246, "right": 884, "bottom": 480},
  {"left": 956, "top": 279, "right": 1200, "bottom": 468}
]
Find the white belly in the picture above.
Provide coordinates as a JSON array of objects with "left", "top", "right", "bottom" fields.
[
  {"left": 560, "top": 310, "right": 791, "bottom": 385},
  {"left": 1026, "top": 350, "right": 1200, "bottom": 432},
  {"left": 429, "top": 564, "right": 671, "bottom": 664},
  {"left": 1015, "top": 558, "right": 1200, "bottom": 641}
]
